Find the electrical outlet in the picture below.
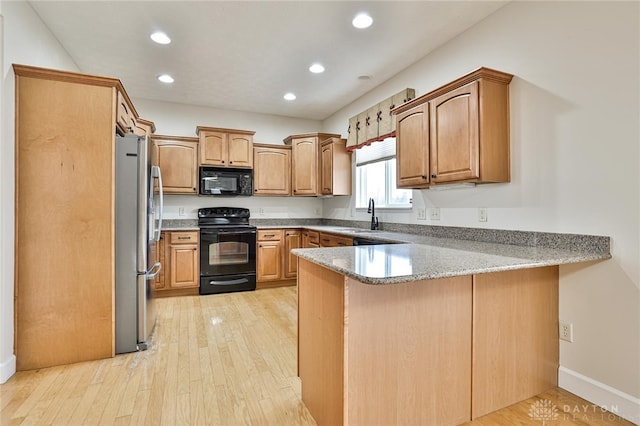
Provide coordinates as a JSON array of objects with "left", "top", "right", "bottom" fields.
[
  {"left": 559, "top": 321, "right": 574, "bottom": 342},
  {"left": 429, "top": 208, "right": 440, "bottom": 221},
  {"left": 314, "top": 207, "right": 321, "bottom": 216},
  {"left": 478, "top": 207, "right": 488, "bottom": 222},
  {"left": 259, "top": 208, "right": 265, "bottom": 216},
  {"left": 417, "top": 208, "right": 426, "bottom": 220},
  {"left": 178, "top": 207, "right": 185, "bottom": 217}
]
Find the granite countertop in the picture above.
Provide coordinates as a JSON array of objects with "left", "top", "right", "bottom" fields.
[
  {"left": 291, "top": 228, "right": 611, "bottom": 285},
  {"left": 160, "top": 219, "right": 610, "bottom": 284}
]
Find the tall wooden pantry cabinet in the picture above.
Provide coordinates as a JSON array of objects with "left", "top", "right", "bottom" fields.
[{"left": 13, "top": 64, "right": 153, "bottom": 370}]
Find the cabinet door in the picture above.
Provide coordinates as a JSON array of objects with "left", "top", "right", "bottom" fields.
[
  {"left": 257, "top": 240, "right": 282, "bottom": 281},
  {"left": 396, "top": 104, "right": 430, "bottom": 188},
  {"left": 152, "top": 138, "right": 198, "bottom": 193},
  {"left": 320, "top": 143, "right": 333, "bottom": 195},
  {"left": 228, "top": 133, "right": 253, "bottom": 168},
  {"left": 169, "top": 243, "right": 199, "bottom": 289},
  {"left": 200, "top": 131, "right": 227, "bottom": 166},
  {"left": 254, "top": 146, "right": 291, "bottom": 195},
  {"left": 291, "top": 137, "right": 318, "bottom": 196},
  {"left": 153, "top": 233, "right": 166, "bottom": 290},
  {"left": 429, "top": 81, "right": 479, "bottom": 183},
  {"left": 284, "top": 230, "right": 301, "bottom": 278}
]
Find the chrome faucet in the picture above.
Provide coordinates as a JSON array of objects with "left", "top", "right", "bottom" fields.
[{"left": 367, "top": 198, "right": 379, "bottom": 230}]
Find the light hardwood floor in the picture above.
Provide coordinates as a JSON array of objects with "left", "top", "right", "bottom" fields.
[{"left": 1, "top": 286, "right": 633, "bottom": 425}]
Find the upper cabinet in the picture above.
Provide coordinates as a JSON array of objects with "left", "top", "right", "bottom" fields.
[
  {"left": 284, "top": 132, "right": 342, "bottom": 196},
  {"left": 151, "top": 135, "right": 199, "bottom": 194},
  {"left": 253, "top": 143, "right": 291, "bottom": 196},
  {"left": 393, "top": 67, "right": 513, "bottom": 188},
  {"left": 396, "top": 104, "right": 430, "bottom": 188},
  {"left": 320, "top": 137, "right": 351, "bottom": 196},
  {"left": 196, "top": 126, "right": 255, "bottom": 168},
  {"left": 133, "top": 117, "right": 156, "bottom": 137}
]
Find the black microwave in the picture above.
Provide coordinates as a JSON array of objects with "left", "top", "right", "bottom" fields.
[{"left": 199, "top": 167, "right": 253, "bottom": 196}]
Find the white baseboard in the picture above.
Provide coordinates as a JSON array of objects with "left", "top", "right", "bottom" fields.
[
  {"left": 559, "top": 365, "right": 640, "bottom": 425},
  {"left": 0, "top": 354, "right": 16, "bottom": 384}
]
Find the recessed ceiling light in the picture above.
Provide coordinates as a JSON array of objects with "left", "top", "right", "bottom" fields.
[
  {"left": 284, "top": 93, "right": 296, "bottom": 101},
  {"left": 358, "top": 75, "right": 371, "bottom": 80},
  {"left": 150, "top": 31, "right": 171, "bottom": 45},
  {"left": 352, "top": 13, "right": 373, "bottom": 29},
  {"left": 309, "top": 63, "right": 325, "bottom": 74},
  {"left": 158, "top": 74, "right": 174, "bottom": 83}
]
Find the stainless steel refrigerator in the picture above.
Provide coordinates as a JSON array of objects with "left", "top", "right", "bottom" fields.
[{"left": 115, "top": 134, "right": 163, "bottom": 354}]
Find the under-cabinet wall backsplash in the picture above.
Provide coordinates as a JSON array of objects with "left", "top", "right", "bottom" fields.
[{"left": 163, "top": 194, "right": 324, "bottom": 219}]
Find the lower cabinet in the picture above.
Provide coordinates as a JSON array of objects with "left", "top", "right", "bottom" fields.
[
  {"left": 257, "top": 230, "right": 283, "bottom": 282},
  {"left": 301, "top": 230, "right": 320, "bottom": 248},
  {"left": 284, "top": 229, "right": 301, "bottom": 278},
  {"left": 155, "top": 230, "right": 200, "bottom": 297},
  {"left": 257, "top": 229, "right": 300, "bottom": 288},
  {"left": 319, "top": 232, "right": 353, "bottom": 247}
]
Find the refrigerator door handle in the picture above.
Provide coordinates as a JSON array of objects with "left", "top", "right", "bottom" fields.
[
  {"left": 151, "top": 165, "right": 164, "bottom": 242},
  {"left": 146, "top": 262, "right": 162, "bottom": 279}
]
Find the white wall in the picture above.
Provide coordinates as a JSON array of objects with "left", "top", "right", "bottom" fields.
[
  {"left": 323, "top": 0, "right": 640, "bottom": 413},
  {"left": 133, "top": 98, "right": 325, "bottom": 219},
  {"left": 0, "top": 0, "right": 79, "bottom": 383}
]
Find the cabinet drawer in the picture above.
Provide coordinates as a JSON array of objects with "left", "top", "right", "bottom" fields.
[
  {"left": 170, "top": 231, "right": 199, "bottom": 244},
  {"left": 257, "top": 229, "right": 283, "bottom": 241},
  {"left": 307, "top": 230, "right": 320, "bottom": 244}
]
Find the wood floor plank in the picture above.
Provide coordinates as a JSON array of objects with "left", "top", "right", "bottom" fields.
[{"left": 1, "top": 286, "right": 632, "bottom": 426}]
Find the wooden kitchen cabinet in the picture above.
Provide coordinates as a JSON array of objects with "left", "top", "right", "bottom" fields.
[
  {"left": 301, "top": 230, "right": 320, "bottom": 248},
  {"left": 196, "top": 126, "right": 255, "bottom": 168},
  {"left": 284, "top": 230, "right": 301, "bottom": 278},
  {"left": 151, "top": 135, "right": 199, "bottom": 194},
  {"left": 396, "top": 103, "right": 430, "bottom": 188},
  {"left": 155, "top": 231, "right": 200, "bottom": 297},
  {"left": 253, "top": 143, "right": 291, "bottom": 196},
  {"left": 152, "top": 234, "right": 165, "bottom": 290},
  {"left": 13, "top": 64, "right": 152, "bottom": 370},
  {"left": 133, "top": 117, "right": 155, "bottom": 137},
  {"left": 257, "top": 230, "right": 284, "bottom": 283},
  {"left": 257, "top": 229, "right": 300, "bottom": 287},
  {"left": 284, "top": 132, "right": 341, "bottom": 196},
  {"left": 319, "top": 232, "right": 353, "bottom": 248},
  {"left": 393, "top": 67, "right": 513, "bottom": 188},
  {"left": 116, "top": 90, "right": 136, "bottom": 135},
  {"left": 320, "top": 138, "right": 351, "bottom": 196},
  {"left": 297, "top": 260, "right": 558, "bottom": 426}
]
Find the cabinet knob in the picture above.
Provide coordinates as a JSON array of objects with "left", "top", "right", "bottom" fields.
[
  {"left": 221, "top": 160, "right": 225, "bottom": 164},
  {"left": 254, "top": 189, "right": 258, "bottom": 192},
  {"left": 431, "top": 174, "right": 437, "bottom": 179},
  {"left": 230, "top": 161, "right": 233, "bottom": 164},
  {"left": 421, "top": 175, "right": 427, "bottom": 180}
]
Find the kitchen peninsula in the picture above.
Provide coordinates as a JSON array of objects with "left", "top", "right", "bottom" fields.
[{"left": 292, "top": 230, "right": 610, "bottom": 425}]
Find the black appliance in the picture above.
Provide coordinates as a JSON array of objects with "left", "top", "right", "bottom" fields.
[
  {"left": 198, "top": 207, "right": 257, "bottom": 295},
  {"left": 199, "top": 166, "right": 253, "bottom": 196}
]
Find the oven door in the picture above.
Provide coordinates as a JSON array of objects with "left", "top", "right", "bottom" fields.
[{"left": 200, "top": 227, "right": 256, "bottom": 276}]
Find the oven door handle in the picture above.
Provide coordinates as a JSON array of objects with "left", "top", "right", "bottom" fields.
[
  {"left": 203, "top": 229, "right": 256, "bottom": 235},
  {"left": 207, "top": 278, "right": 250, "bottom": 286}
]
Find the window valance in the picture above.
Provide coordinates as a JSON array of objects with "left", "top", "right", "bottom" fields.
[{"left": 346, "top": 88, "right": 415, "bottom": 151}]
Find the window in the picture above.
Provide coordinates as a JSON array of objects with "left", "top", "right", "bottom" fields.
[{"left": 355, "top": 138, "right": 412, "bottom": 208}]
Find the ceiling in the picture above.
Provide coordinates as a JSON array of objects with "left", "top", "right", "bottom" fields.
[{"left": 28, "top": 1, "right": 508, "bottom": 121}]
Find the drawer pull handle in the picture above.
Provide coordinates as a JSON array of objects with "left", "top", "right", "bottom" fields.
[
  {"left": 178, "top": 236, "right": 191, "bottom": 240},
  {"left": 264, "top": 234, "right": 275, "bottom": 237}
]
